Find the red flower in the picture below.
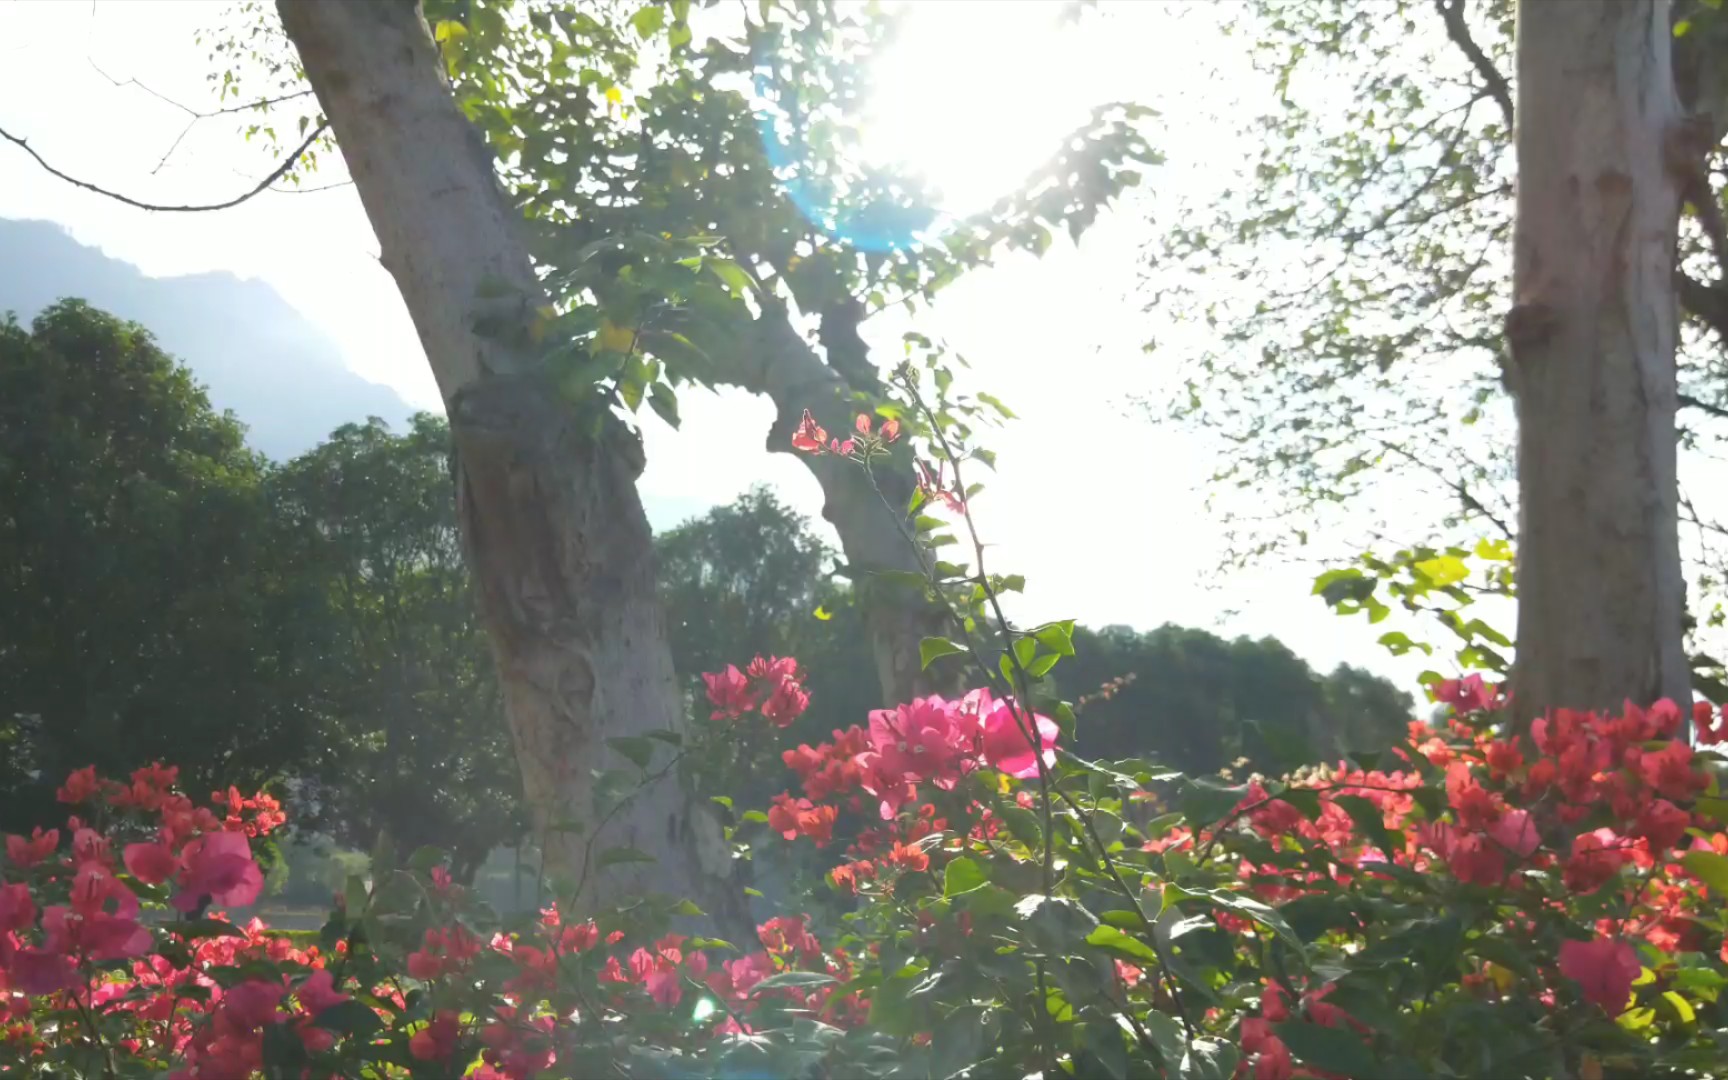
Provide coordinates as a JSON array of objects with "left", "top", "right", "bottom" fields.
[
  {"left": 0, "top": 883, "right": 35, "bottom": 935},
  {"left": 760, "top": 677, "right": 811, "bottom": 727},
  {"left": 1564, "top": 829, "right": 1629, "bottom": 893},
  {"left": 1483, "top": 738, "right": 1524, "bottom": 777},
  {"left": 1558, "top": 936, "right": 1639, "bottom": 1014},
  {"left": 410, "top": 1010, "right": 461, "bottom": 1061},
  {"left": 123, "top": 842, "right": 179, "bottom": 886},
  {"left": 791, "top": 409, "right": 827, "bottom": 453},
  {"left": 56, "top": 766, "right": 101, "bottom": 805},
  {"left": 1487, "top": 809, "right": 1540, "bottom": 858},
  {"left": 702, "top": 665, "right": 753, "bottom": 721},
  {"left": 4, "top": 828, "right": 58, "bottom": 869},
  {"left": 172, "top": 831, "right": 264, "bottom": 913},
  {"left": 1632, "top": 798, "right": 1692, "bottom": 854},
  {"left": 1635, "top": 741, "right": 1708, "bottom": 800}
]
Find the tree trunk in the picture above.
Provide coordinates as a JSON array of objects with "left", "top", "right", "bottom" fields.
[
  {"left": 715, "top": 306, "right": 958, "bottom": 704},
  {"left": 275, "top": 0, "right": 739, "bottom": 924},
  {"left": 1507, "top": 0, "right": 1691, "bottom": 723}
]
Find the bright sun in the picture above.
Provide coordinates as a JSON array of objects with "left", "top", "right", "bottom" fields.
[{"left": 858, "top": 1, "right": 1108, "bottom": 221}]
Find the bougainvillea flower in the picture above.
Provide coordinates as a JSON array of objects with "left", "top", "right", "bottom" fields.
[
  {"left": 1487, "top": 808, "right": 1540, "bottom": 858},
  {"left": 702, "top": 664, "right": 753, "bottom": 720},
  {"left": 760, "top": 677, "right": 810, "bottom": 727},
  {"left": 975, "top": 692, "right": 1059, "bottom": 779},
  {"left": 123, "top": 841, "right": 180, "bottom": 886},
  {"left": 5, "top": 827, "right": 58, "bottom": 869},
  {"left": 791, "top": 409, "right": 827, "bottom": 452},
  {"left": 172, "top": 830, "right": 264, "bottom": 913},
  {"left": 1558, "top": 935, "right": 1639, "bottom": 1013},
  {"left": 867, "top": 696, "right": 973, "bottom": 788}
]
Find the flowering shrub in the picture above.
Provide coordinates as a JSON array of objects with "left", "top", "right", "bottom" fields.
[
  {"left": 8, "top": 674, "right": 1728, "bottom": 1078},
  {"left": 7, "top": 397, "right": 1728, "bottom": 1079}
]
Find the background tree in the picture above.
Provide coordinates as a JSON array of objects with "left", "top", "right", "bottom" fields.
[
  {"left": 1147, "top": 0, "right": 1728, "bottom": 711},
  {"left": 1054, "top": 624, "right": 1411, "bottom": 776},
  {"left": 271, "top": 415, "right": 524, "bottom": 882},
  {"left": 0, "top": 300, "right": 315, "bottom": 830}
]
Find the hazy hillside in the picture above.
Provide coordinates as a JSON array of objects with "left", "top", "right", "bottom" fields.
[{"left": 0, "top": 218, "right": 411, "bottom": 459}]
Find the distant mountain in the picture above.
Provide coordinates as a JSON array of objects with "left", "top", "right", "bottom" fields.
[{"left": 0, "top": 218, "right": 412, "bottom": 460}]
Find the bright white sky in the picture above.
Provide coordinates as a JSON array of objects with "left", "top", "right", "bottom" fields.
[{"left": 0, "top": 0, "right": 1453, "bottom": 691}]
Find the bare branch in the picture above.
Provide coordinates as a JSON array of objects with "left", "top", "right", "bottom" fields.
[
  {"left": 1680, "top": 270, "right": 1728, "bottom": 340},
  {"left": 1680, "top": 391, "right": 1728, "bottom": 422},
  {"left": 1434, "top": 0, "right": 1514, "bottom": 132},
  {"left": 88, "top": 59, "right": 317, "bottom": 175},
  {"left": 0, "top": 121, "right": 329, "bottom": 213}
]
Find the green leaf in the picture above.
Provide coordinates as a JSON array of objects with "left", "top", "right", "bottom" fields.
[
  {"left": 668, "top": 899, "right": 705, "bottom": 917},
  {"left": 943, "top": 856, "right": 989, "bottom": 897},
  {"left": 1179, "top": 1037, "right": 1240, "bottom": 1080},
  {"left": 629, "top": 4, "right": 665, "bottom": 37},
  {"left": 1085, "top": 924, "right": 1160, "bottom": 964},
  {"left": 311, "top": 999, "right": 384, "bottom": 1039},
  {"left": 1178, "top": 777, "right": 1249, "bottom": 827},
  {"left": 750, "top": 970, "right": 838, "bottom": 992},
  {"left": 1082, "top": 1015, "right": 1130, "bottom": 1080},
  {"left": 1027, "top": 653, "right": 1061, "bottom": 678},
  {"left": 1414, "top": 555, "right": 1469, "bottom": 587},
  {"left": 741, "top": 810, "right": 770, "bottom": 824},
  {"left": 648, "top": 382, "right": 680, "bottom": 428},
  {"left": 406, "top": 846, "right": 446, "bottom": 874},
  {"left": 1001, "top": 805, "right": 1043, "bottom": 847},
  {"left": 607, "top": 735, "right": 657, "bottom": 771},
  {"left": 920, "top": 636, "right": 966, "bottom": 670},
  {"left": 1140, "top": 1009, "right": 1187, "bottom": 1071},
  {"left": 1683, "top": 851, "right": 1728, "bottom": 896},
  {"left": 595, "top": 846, "right": 656, "bottom": 870},
  {"left": 1013, "top": 635, "right": 1038, "bottom": 669},
  {"left": 1274, "top": 1020, "right": 1379, "bottom": 1077},
  {"left": 706, "top": 258, "right": 754, "bottom": 298},
  {"left": 167, "top": 918, "right": 252, "bottom": 941},
  {"left": 1034, "top": 620, "right": 1076, "bottom": 656}
]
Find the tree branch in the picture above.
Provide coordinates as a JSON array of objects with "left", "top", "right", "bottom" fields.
[
  {"left": 0, "top": 121, "right": 328, "bottom": 212},
  {"left": 1435, "top": 0, "right": 1514, "bottom": 132},
  {"left": 1680, "top": 269, "right": 1728, "bottom": 340},
  {"left": 90, "top": 58, "right": 318, "bottom": 174},
  {"left": 1680, "top": 391, "right": 1728, "bottom": 422}
]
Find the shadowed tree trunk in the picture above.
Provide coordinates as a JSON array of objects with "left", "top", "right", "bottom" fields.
[
  {"left": 1507, "top": 0, "right": 1691, "bottom": 723},
  {"left": 275, "top": 0, "right": 740, "bottom": 925}
]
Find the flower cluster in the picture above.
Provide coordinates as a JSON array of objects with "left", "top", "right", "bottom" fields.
[
  {"left": 701, "top": 654, "right": 811, "bottom": 727},
  {"left": 790, "top": 408, "right": 900, "bottom": 458}
]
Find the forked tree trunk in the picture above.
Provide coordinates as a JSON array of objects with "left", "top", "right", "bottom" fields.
[
  {"left": 716, "top": 307, "right": 958, "bottom": 704},
  {"left": 1507, "top": 0, "right": 1691, "bottom": 723},
  {"left": 275, "top": 0, "right": 740, "bottom": 924}
]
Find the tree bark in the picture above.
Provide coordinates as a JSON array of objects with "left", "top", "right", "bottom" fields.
[
  {"left": 275, "top": 0, "right": 739, "bottom": 923},
  {"left": 1507, "top": 0, "right": 1691, "bottom": 723}
]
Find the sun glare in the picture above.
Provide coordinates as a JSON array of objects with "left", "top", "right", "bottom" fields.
[{"left": 858, "top": 1, "right": 1103, "bottom": 221}]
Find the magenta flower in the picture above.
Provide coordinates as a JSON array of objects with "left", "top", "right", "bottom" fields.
[{"left": 975, "top": 690, "right": 1059, "bottom": 779}]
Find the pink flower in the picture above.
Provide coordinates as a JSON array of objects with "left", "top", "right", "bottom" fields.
[
  {"left": 409, "top": 1009, "right": 460, "bottom": 1061},
  {"left": 974, "top": 689, "right": 1059, "bottom": 779},
  {"left": 1432, "top": 673, "right": 1500, "bottom": 713},
  {"left": 1558, "top": 936, "right": 1639, "bottom": 1013},
  {"left": 42, "top": 868, "right": 151, "bottom": 961},
  {"left": 123, "top": 842, "right": 179, "bottom": 886},
  {"left": 0, "top": 884, "right": 35, "bottom": 934},
  {"left": 867, "top": 696, "right": 974, "bottom": 788},
  {"left": 296, "top": 969, "right": 349, "bottom": 1018},
  {"left": 1487, "top": 809, "right": 1540, "bottom": 858},
  {"left": 5, "top": 827, "right": 58, "bottom": 868},
  {"left": 172, "top": 831, "right": 263, "bottom": 913},
  {"left": 760, "top": 678, "right": 810, "bottom": 727},
  {"left": 791, "top": 409, "right": 827, "bottom": 453},
  {"left": 702, "top": 665, "right": 753, "bottom": 721},
  {"left": 7, "top": 947, "right": 80, "bottom": 994}
]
